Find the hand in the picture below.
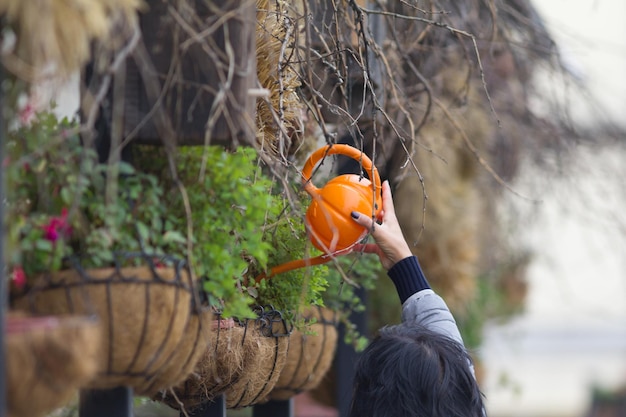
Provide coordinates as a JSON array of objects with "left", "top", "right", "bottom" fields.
[{"left": 351, "top": 180, "right": 413, "bottom": 270}]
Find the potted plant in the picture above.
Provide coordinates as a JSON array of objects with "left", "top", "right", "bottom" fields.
[
  {"left": 5, "top": 110, "right": 206, "bottom": 395},
  {"left": 145, "top": 144, "right": 345, "bottom": 410}
]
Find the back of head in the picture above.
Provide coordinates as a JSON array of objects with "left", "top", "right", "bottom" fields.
[{"left": 350, "top": 323, "right": 485, "bottom": 417}]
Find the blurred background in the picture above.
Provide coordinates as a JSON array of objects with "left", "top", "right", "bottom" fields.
[{"left": 481, "top": 1, "right": 626, "bottom": 416}]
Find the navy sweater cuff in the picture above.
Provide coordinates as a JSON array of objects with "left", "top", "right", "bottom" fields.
[{"left": 387, "top": 256, "right": 430, "bottom": 304}]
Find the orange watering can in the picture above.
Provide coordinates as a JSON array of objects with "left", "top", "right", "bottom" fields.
[
  {"left": 255, "top": 144, "right": 382, "bottom": 282},
  {"left": 302, "top": 144, "right": 383, "bottom": 254}
]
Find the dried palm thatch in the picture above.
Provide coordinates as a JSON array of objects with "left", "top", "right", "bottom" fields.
[
  {"left": 6, "top": 313, "right": 101, "bottom": 417},
  {"left": 255, "top": 0, "right": 304, "bottom": 156},
  {"left": 0, "top": 0, "right": 141, "bottom": 80}
]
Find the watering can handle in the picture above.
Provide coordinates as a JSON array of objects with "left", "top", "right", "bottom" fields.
[{"left": 301, "top": 144, "right": 382, "bottom": 195}]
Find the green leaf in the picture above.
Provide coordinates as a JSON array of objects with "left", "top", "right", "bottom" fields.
[
  {"left": 118, "top": 162, "right": 136, "bottom": 175},
  {"left": 136, "top": 222, "right": 150, "bottom": 242},
  {"left": 163, "top": 231, "right": 186, "bottom": 244},
  {"left": 246, "top": 286, "right": 258, "bottom": 298},
  {"left": 34, "top": 239, "right": 54, "bottom": 251},
  {"left": 60, "top": 187, "right": 72, "bottom": 204}
]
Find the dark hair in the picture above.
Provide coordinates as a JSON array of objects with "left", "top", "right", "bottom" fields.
[{"left": 350, "top": 323, "right": 485, "bottom": 417}]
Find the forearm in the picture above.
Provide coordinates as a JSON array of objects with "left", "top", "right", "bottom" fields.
[{"left": 387, "top": 255, "right": 430, "bottom": 303}]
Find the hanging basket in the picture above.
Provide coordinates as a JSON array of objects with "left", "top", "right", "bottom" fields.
[
  {"left": 14, "top": 254, "right": 198, "bottom": 393},
  {"left": 224, "top": 307, "right": 290, "bottom": 409},
  {"left": 153, "top": 315, "right": 241, "bottom": 411},
  {"left": 6, "top": 313, "right": 101, "bottom": 417},
  {"left": 155, "top": 306, "right": 290, "bottom": 412},
  {"left": 269, "top": 307, "right": 338, "bottom": 401},
  {"left": 141, "top": 307, "right": 213, "bottom": 397}
]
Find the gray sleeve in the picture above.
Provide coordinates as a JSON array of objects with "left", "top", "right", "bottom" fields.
[{"left": 401, "top": 289, "right": 465, "bottom": 348}]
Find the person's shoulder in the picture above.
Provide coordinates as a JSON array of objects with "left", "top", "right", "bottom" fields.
[
  {"left": 401, "top": 289, "right": 465, "bottom": 343},
  {"left": 402, "top": 288, "right": 453, "bottom": 320}
]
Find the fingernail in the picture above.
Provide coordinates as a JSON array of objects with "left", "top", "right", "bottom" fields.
[{"left": 351, "top": 211, "right": 360, "bottom": 219}]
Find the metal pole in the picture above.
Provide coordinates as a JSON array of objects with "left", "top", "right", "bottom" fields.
[
  {"left": 0, "top": 54, "right": 8, "bottom": 417},
  {"left": 79, "top": 387, "right": 133, "bottom": 417},
  {"left": 252, "top": 398, "right": 293, "bottom": 417},
  {"left": 180, "top": 395, "right": 226, "bottom": 417}
]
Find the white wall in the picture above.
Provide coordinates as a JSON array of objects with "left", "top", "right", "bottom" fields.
[
  {"left": 532, "top": 0, "right": 626, "bottom": 129},
  {"left": 482, "top": 144, "right": 626, "bottom": 417},
  {"left": 482, "top": 2, "right": 626, "bottom": 416}
]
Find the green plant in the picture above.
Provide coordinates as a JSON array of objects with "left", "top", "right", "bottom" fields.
[
  {"left": 5, "top": 112, "right": 384, "bottom": 334},
  {"left": 250, "top": 189, "right": 384, "bottom": 339},
  {"left": 253, "top": 192, "right": 330, "bottom": 327},
  {"left": 125, "top": 146, "right": 268, "bottom": 320},
  {"left": 323, "top": 250, "right": 383, "bottom": 351},
  {"left": 4, "top": 111, "right": 186, "bottom": 297},
  {"left": 134, "top": 145, "right": 340, "bottom": 322},
  {"left": 164, "top": 146, "right": 277, "bottom": 319}
]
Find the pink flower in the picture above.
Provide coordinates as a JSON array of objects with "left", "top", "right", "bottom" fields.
[
  {"left": 42, "top": 208, "right": 72, "bottom": 242},
  {"left": 11, "top": 266, "right": 26, "bottom": 289},
  {"left": 19, "top": 102, "right": 35, "bottom": 125}
]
